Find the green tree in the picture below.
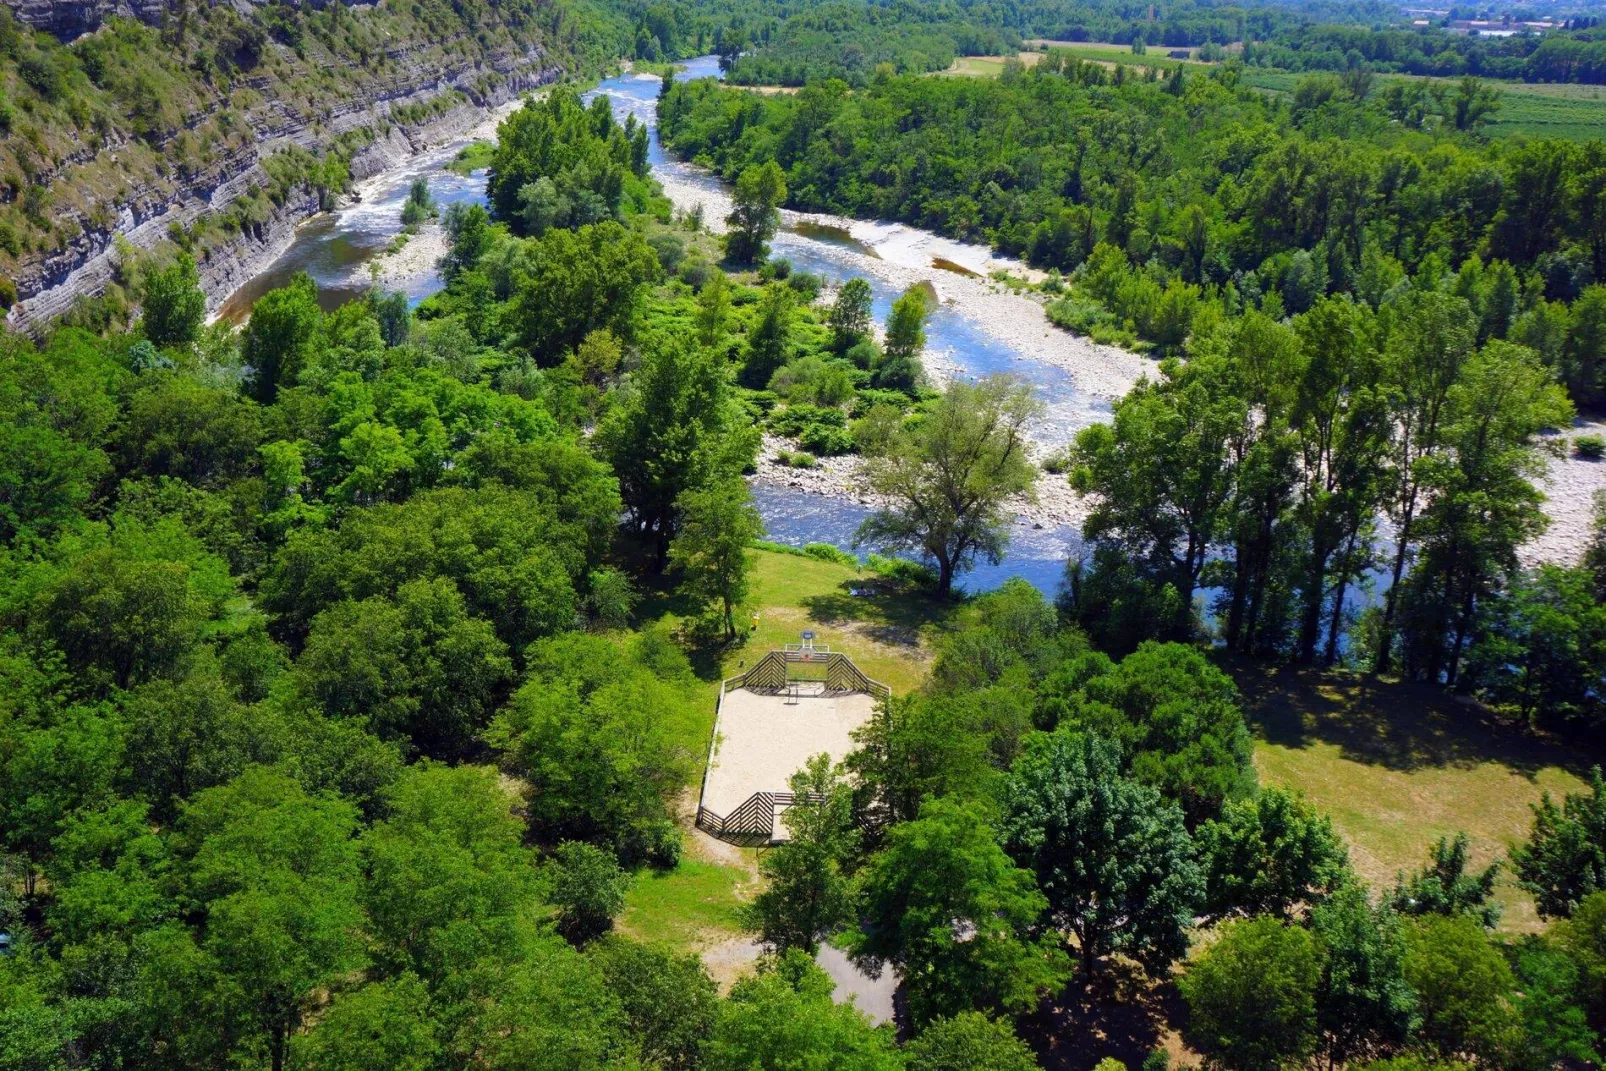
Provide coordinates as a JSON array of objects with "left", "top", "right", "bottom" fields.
[
  {"left": 175, "top": 767, "right": 367, "bottom": 1071},
  {"left": 856, "top": 376, "right": 1040, "bottom": 598},
  {"left": 140, "top": 252, "right": 206, "bottom": 350},
  {"left": 1389, "top": 833, "right": 1502, "bottom": 929},
  {"left": 1512, "top": 769, "right": 1606, "bottom": 919},
  {"left": 1402, "top": 914, "right": 1520, "bottom": 1063},
  {"left": 1374, "top": 291, "right": 1477, "bottom": 673},
  {"left": 724, "top": 161, "right": 786, "bottom": 265},
  {"left": 850, "top": 796, "right": 1069, "bottom": 1025},
  {"left": 294, "top": 578, "right": 514, "bottom": 758},
  {"left": 1069, "top": 352, "right": 1246, "bottom": 637},
  {"left": 487, "top": 634, "right": 699, "bottom": 861},
  {"left": 1508, "top": 935, "right": 1601, "bottom": 1070},
  {"left": 745, "top": 755, "right": 858, "bottom": 954},
  {"left": 509, "top": 221, "right": 660, "bottom": 362},
  {"left": 1397, "top": 341, "right": 1573, "bottom": 685},
  {"left": 742, "top": 283, "right": 795, "bottom": 388},
  {"left": 707, "top": 950, "right": 902, "bottom": 1070},
  {"left": 696, "top": 268, "right": 733, "bottom": 348},
  {"left": 1197, "top": 787, "right": 1351, "bottom": 919},
  {"left": 1181, "top": 916, "right": 1323, "bottom": 1071},
  {"left": 669, "top": 476, "right": 763, "bottom": 638},
  {"left": 1000, "top": 729, "right": 1203, "bottom": 976},
  {"left": 243, "top": 273, "right": 322, "bottom": 404},
  {"left": 875, "top": 285, "right": 929, "bottom": 392},
  {"left": 459, "top": 930, "right": 635, "bottom": 1071},
  {"left": 122, "top": 656, "right": 260, "bottom": 820},
  {"left": 1309, "top": 883, "right": 1418, "bottom": 1064},
  {"left": 360, "top": 763, "right": 539, "bottom": 978},
  {"left": 905, "top": 1012, "right": 1037, "bottom": 1071},
  {"left": 597, "top": 337, "right": 754, "bottom": 569},
  {"left": 591, "top": 937, "right": 719, "bottom": 1071},
  {"left": 829, "top": 277, "right": 873, "bottom": 353},
  {"left": 291, "top": 974, "right": 439, "bottom": 1071},
  {"left": 1289, "top": 294, "right": 1390, "bottom": 666},
  {"left": 1040, "top": 641, "right": 1254, "bottom": 825},
  {"left": 1464, "top": 564, "right": 1606, "bottom": 729},
  {"left": 549, "top": 840, "right": 629, "bottom": 944}
]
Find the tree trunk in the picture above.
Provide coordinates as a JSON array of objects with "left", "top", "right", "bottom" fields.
[
  {"left": 1323, "top": 528, "right": 1359, "bottom": 666},
  {"left": 935, "top": 556, "right": 954, "bottom": 599},
  {"left": 1297, "top": 543, "right": 1332, "bottom": 664},
  {"left": 1374, "top": 497, "right": 1418, "bottom": 676}
]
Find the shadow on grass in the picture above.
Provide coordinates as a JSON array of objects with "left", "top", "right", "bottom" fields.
[
  {"left": 1022, "top": 961, "right": 1187, "bottom": 1071},
  {"left": 1223, "top": 656, "right": 1597, "bottom": 780},
  {"left": 799, "top": 577, "right": 957, "bottom": 650}
]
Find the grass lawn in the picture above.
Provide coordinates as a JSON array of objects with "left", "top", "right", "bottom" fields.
[
  {"left": 619, "top": 856, "right": 754, "bottom": 948},
  {"left": 1228, "top": 658, "right": 1593, "bottom": 932},
  {"left": 729, "top": 548, "right": 956, "bottom": 693}
]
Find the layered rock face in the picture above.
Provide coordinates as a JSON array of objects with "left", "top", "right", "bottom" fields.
[
  {"left": 10, "top": 51, "right": 559, "bottom": 332},
  {"left": 0, "top": 0, "right": 567, "bottom": 332},
  {"left": 9, "top": 0, "right": 317, "bottom": 40}
]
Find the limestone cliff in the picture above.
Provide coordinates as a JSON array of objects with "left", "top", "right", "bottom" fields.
[{"left": 0, "top": 0, "right": 590, "bottom": 330}]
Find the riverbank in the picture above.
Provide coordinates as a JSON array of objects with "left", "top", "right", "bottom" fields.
[{"left": 654, "top": 166, "right": 1153, "bottom": 405}]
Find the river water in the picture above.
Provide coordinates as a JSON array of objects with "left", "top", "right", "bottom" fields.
[{"left": 220, "top": 56, "right": 1096, "bottom": 595}]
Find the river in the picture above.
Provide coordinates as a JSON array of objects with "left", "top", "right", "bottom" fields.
[{"left": 217, "top": 56, "right": 1121, "bottom": 595}]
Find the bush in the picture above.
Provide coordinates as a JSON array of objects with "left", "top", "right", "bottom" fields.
[
  {"left": 773, "top": 450, "right": 817, "bottom": 469},
  {"left": 787, "top": 271, "right": 823, "bottom": 300},
  {"left": 850, "top": 389, "right": 910, "bottom": 418},
  {"left": 1575, "top": 434, "right": 1605, "bottom": 460},
  {"left": 770, "top": 403, "right": 846, "bottom": 437},
  {"left": 679, "top": 258, "right": 711, "bottom": 290},
  {"left": 866, "top": 553, "right": 938, "bottom": 588},
  {"left": 799, "top": 422, "right": 854, "bottom": 456},
  {"left": 803, "top": 543, "right": 858, "bottom": 568},
  {"left": 648, "top": 232, "right": 685, "bottom": 274}
]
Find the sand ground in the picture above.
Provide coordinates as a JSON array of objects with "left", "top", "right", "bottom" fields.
[{"left": 700, "top": 684, "right": 878, "bottom": 823}]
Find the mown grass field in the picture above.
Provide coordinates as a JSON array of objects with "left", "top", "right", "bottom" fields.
[{"left": 1230, "top": 659, "right": 1593, "bottom": 932}]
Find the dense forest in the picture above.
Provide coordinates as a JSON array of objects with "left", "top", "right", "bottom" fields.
[
  {"left": 7, "top": 0, "right": 1606, "bottom": 1066},
  {"left": 663, "top": 61, "right": 1606, "bottom": 721}
]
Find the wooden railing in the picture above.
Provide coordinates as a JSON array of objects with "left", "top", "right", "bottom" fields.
[
  {"left": 696, "top": 791, "right": 827, "bottom": 845},
  {"left": 726, "top": 650, "right": 889, "bottom": 699}
]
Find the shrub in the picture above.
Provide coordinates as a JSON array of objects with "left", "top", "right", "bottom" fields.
[
  {"left": 866, "top": 553, "right": 938, "bottom": 588},
  {"left": 770, "top": 403, "right": 846, "bottom": 437},
  {"left": 799, "top": 422, "right": 854, "bottom": 456},
  {"left": 648, "top": 232, "right": 685, "bottom": 274},
  {"left": 679, "top": 258, "right": 711, "bottom": 290},
  {"left": 774, "top": 450, "right": 817, "bottom": 469},
  {"left": 1575, "top": 434, "right": 1605, "bottom": 460},
  {"left": 787, "top": 271, "right": 823, "bottom": 300},
  {"left": 803, "top": 543, "right": 858, "bottom": 568}
]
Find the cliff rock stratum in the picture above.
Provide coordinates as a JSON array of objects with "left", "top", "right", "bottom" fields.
[{"left": 0, "top": 0, "right": 587, "bottom": 331}]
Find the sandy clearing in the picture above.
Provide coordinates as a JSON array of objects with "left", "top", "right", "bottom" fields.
[{"left": 700, "top": 684, "right": 878, "bottom": 822}]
